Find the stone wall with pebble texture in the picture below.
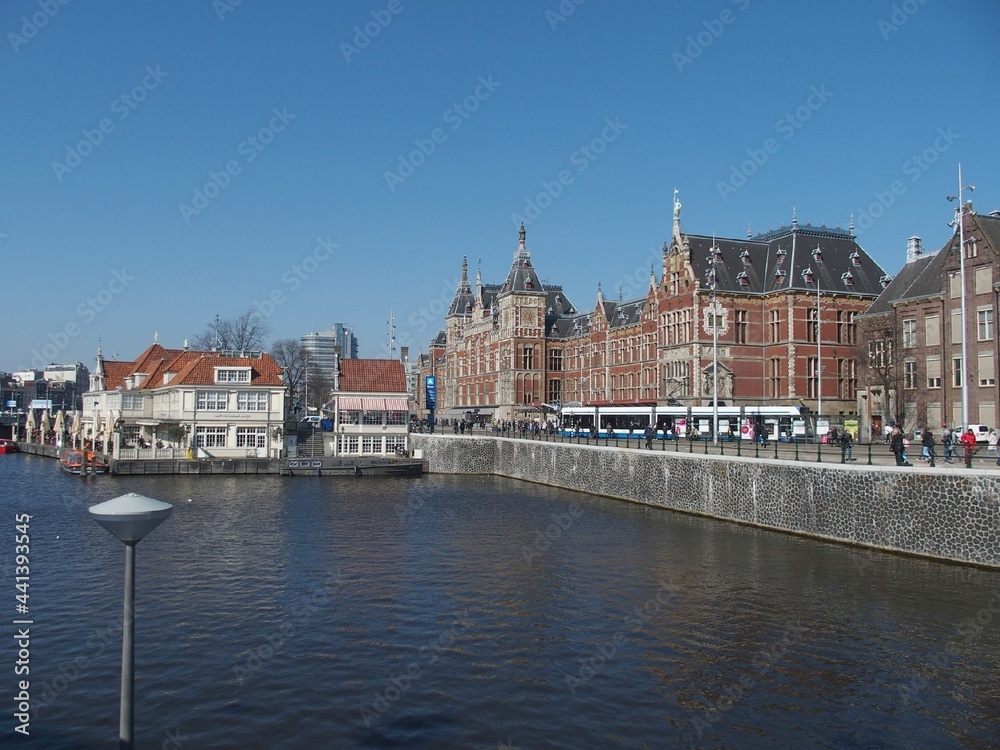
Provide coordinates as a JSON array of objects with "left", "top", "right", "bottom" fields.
[{"left": 410, "top": 435, "right": 1000, "bottom": 568}]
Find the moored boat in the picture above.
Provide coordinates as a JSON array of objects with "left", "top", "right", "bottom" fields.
[
  {"left": 0, "top": 439, "right": 19, "bottom": 455},
  {"left": 60, "top": 449, "right": 109, "bottom": 475}
]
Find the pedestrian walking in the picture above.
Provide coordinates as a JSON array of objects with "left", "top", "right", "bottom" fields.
[
  {"left": 942, "top": 427, "right": 956, "bottom": 463},
  {"left": 921, "top": 429, "right": 937, "bottom": 468},
  {"left": 890, "top": 426, "right": 911, "bottom": 466},
  {"left": 643, "top": 424, "right": 654, "bottom": 449}
]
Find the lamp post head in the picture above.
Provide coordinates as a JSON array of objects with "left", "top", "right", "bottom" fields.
[{"left": 89, "top": 493, "right": 173, "bottom": 544}]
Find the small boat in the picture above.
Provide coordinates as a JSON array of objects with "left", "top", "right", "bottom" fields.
[
  {"left": 60, "top": 449, "right": 109, "bottom": 475},
  {"left": 0, "top": 439, "right": 18, "bottom": 455}
]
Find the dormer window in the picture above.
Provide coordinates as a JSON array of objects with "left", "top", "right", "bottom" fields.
[
  {"left": 849, "top": 250, "right": 861, "bottom": 266},
  {"left": 841, "top": 270, "right": 854, "bottom": 286},
  {"left": 879, "top": 274, "right": 892, "bottom": 288},
  {"left": 801, "top": 266, "right": 814, "bottom": 284},
  {"left": 776, "top": 247, "right": 787, "bottom": 259},
  {"left": 712, "top": 246, "right": 723, "bottom": 262},
  {"left": 736, "top": 270, "right": 749, "bottom": 286},
  {"left": 740, "top": 249, "right": 751, "bottom": 265},
  {"left": 215, "top": 367, "right": 251, "bottom": 383},
  {"left": 774, "top": 269, "right": 787, "bottom": 281},
  {"left": 811, "top": 245, "right": 823, "bottom": 262},
  {"left": 525, "top": 280, "right": 533, "bottom": 289}
]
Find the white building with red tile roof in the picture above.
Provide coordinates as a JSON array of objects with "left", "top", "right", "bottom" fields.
[
  {"left": 328, "top": 358, "right": 410, "bottom": 457},
  {"left": 83, "top": 343, "right": 287, "bottom": 459}
]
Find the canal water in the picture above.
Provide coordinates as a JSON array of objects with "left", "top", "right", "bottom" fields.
[{"left": 2, "top": 453, "right": 999, "bottom": 749}]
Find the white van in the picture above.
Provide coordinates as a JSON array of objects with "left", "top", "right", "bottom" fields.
[{"left": 966, "top": 425, "right": 990, "bottom": 444}]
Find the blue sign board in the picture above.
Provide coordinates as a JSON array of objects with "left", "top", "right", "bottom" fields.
[{"left": 425, "top": 376, "right": 436, "bottom": 410}]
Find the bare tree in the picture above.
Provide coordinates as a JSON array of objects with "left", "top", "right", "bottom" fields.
[
  {"left": 191, "top": 310, "right": 271, "bottom": 352},
  {"left": 270, "top": 339, "right": 307, "bottom": 402},
  {"left": 857, "top": 310, "right": 904, "bottom": 426}
]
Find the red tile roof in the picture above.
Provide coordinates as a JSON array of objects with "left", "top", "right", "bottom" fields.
[
  {"left": 97, "top": 344, "right": 285, "bottom": 390},
  {"left": 339, "top": 359, "right": 407, "bottom": 394}
]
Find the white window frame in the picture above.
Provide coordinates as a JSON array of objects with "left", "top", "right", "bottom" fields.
[
  {"left": 215, "top": 368, "right": 250, "bottom": 383},
  {"left": 236, "top": 391, "right": 269, "bottom": 411},
  {"left": 196, "top": 426, "right": 227, "bottom": 447},
  {"left": 196, "top": 391, "right": 229, "bottom": 411}
]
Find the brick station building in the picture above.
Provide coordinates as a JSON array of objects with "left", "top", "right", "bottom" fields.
[{"left": 422, "top": 196, "right": 888, "bottom": 428}]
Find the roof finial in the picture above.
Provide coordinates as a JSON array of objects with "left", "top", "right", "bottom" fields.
[
  {"left": 849, "top": 214, "right": 855, "bottom": 236},
  {"left": 747, "top": 221, "right": 752, "bottom": 239},
  {"left": 792, "top": 207, "right": 798, "bottom": 229},
  {"left": 461, "top": 255, "right": 468, "bottom": 284},
  {"left": 153, "top": 330, "right": 159, "bottom": 344},
  {"left": 519, "top": 223, "right": 526, "bottom": 248}
]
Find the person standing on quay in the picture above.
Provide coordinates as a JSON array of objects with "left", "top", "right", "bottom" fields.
[
  {"left": 839, "top": 429, "right": 853, "bottom": 462},
  {"left": 961, "top": 428, "right": 978, "bottom": 469},
  {"left": 942, "top": 427, "right": 956, "bottom": 463},
  {"left": 644, "top": 424, "right": 654, "bottom": 450}
]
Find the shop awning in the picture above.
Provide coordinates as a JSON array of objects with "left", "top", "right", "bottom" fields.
[
  {"left": 361, "top": 397, "right": 384, "bottom": 410},
  {"left": 338, "top": 397, "right": 363, "bottom": 410},
  {"left": 384, "top": 397, "right": 410, "bottom": 411}
]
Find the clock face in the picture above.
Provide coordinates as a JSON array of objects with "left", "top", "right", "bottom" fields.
[{"left": 523, "top": 309, "right": 535, "bottom": 325}]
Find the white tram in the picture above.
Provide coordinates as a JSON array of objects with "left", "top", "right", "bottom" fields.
[{"left": 559, "top": 405, "right": 808, "bottom": 441}]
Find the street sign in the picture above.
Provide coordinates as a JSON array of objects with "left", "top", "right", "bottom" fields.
[{"left": 425, "top": 376, "right": 436, "bottom": 411}]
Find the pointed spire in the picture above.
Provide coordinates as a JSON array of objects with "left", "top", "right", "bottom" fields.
[
  {"left": 849, "top": 214, "right": 855, "bottom": 236},
  {"left": 672, "top": 188, "right": 681, "bottom": 231},
  {"left": 459, "top": 256, "right": 469, "bottom": 290},
  {"left": 516, "top": 223, "right": 527, "bottom": 259},
  {"left": 649, "top": 263, "right": 656, "bottom": 291},
  {"left": 747, "top": 222, "right": 752, "bottom": 240}
]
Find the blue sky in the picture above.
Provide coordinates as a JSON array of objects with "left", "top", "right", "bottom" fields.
[{"left": 3, "top": 0, "right": 999, "bottom": 370}]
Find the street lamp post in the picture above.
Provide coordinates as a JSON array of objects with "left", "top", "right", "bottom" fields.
[
  {"left": 947, "top": 164, "right": 974, "bottom": 432},
  {"left": 816, "top": 275, "right": 822, "bottom": 421},
  {"left": 708, "top": 237, "right": 720, "bottom": 445},
  {"left": 89, "top": 493, "right": 173, "bottom": 750}
]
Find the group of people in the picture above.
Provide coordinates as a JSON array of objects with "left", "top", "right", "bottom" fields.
[{"left": 888, "top": 424, "right": 994, "bottom": 468}]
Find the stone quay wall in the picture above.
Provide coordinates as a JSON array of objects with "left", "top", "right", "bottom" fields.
[{"left": 411, "top": 434, "right": 1000, "bottom": 568}]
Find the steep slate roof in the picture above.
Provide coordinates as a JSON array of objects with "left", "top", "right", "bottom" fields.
[
  {"left": 446, "top": 256, "right": 477, "bottom": 317},
  {"left": 498, "top": 224, "right": 545, "bottom": 297},
  {"left": 683, "top": 218, "right": 887, "bottom": 297},
  {"left": 864, "top": 210, "right": 1000, "bottom": 316},
  {"left": 864, "top": 252, "right": 942, "bottom": 315},
  {"left": 338, "top": 359, "right": 407, "bottom": 393}
]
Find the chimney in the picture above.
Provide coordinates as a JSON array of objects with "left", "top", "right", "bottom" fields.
[
  {"left": 400, "top": 346, "right": 409, "bottom": 363},
  {"left": 905, "top": 236, "right": 923, "bottom": 264}
]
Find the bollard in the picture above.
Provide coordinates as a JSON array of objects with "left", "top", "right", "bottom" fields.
[
  {"left": 774, "top": 440, "right": 779, "bottom": 460},
  {"left": 703, "top": 438, "right": 708, "bottom": 455},
  {"left": 867, "top": 442, "right": 873, "bottom": 466},
  {"left": 736, "top": 439, "right": 741, "bottom": 457},
  {"left": 816, "top": 440, "right": 822, "bottom": 463},
  {"left": 794, "top": 441, "right": 799, "bottom": 461},
  {"left": 754, "top": 441, "right": 760, "bottom": 459},
  {"left": 720, "top": 439, "right": 725, "bottom": 456}
]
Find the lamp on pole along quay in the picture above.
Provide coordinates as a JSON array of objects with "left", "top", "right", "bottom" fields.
[
  {"left": 947, "top": 164, "right": 974, "bottom": 432},
  {"left": 89, "top": 493, "right": 172, "bottom": 750}
]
